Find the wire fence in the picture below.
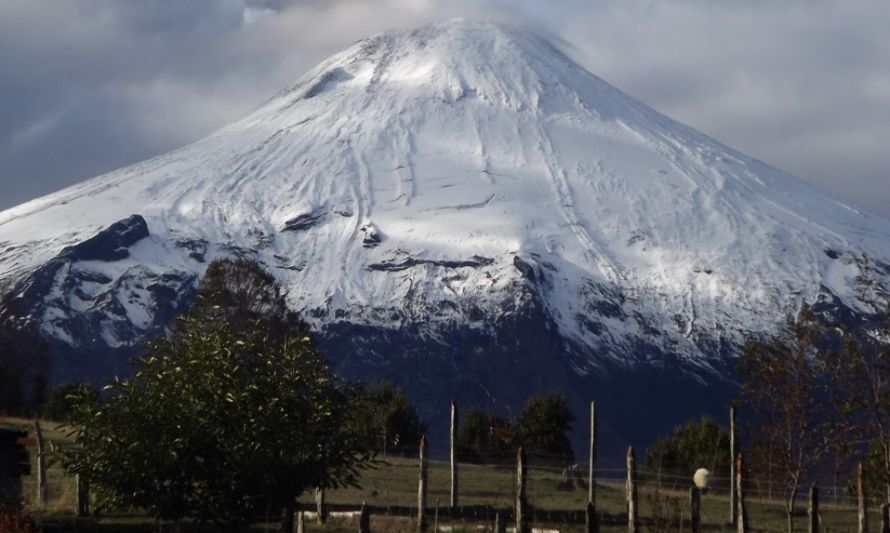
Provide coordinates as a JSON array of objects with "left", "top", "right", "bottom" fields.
[
  {"left": 12, "top": 445, "right": 884, "bottom": 531},
  {"left": 295, "top": 455, "right": 883, "bottom": 531},
  {"left": 6, "top": 418, "right": 887, "bottom": 531}
]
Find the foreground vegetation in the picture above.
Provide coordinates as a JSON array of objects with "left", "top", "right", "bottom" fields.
[{"left": 0, "top": 426, "right": 880, "bottom": 533}]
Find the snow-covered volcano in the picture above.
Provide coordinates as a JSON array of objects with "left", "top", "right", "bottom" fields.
[{"left": 2, "top": 19, "right": 889, "bottom": 448}]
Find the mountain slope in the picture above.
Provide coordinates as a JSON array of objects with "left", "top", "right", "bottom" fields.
[{"left": 2, "top": 19, "right": 889, "bottom": 451}]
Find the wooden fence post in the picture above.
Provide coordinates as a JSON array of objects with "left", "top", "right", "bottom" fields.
[
  {"left": 881, "top": 503, "right": 889, "bottom": 533},
  {"left": 516, "top": 447, "right": 528, "bottom": 533},
  {"left": 809, "top": 484, "right": 820, "bottom": 533},
  {"left": 418, "top": 435, "right": 428, "bottom": 533},
  {"left": 690, "top": 486, "right": 701, "bottom": 533},
  {"left": 627, "top": 446, "right": 638, "bottom": 533},
  {"left": 450, "top": 401, "right": 458, "bottom": 508},
  {"left": 589, "top": 401, "right": 597, "bottom": 503},
  {"left": 315, "top": 487, "right": 325, "bottom": 524},
  {"left": 586, "top": 501, "right": 598, "bottom": 533},
  {"left": 736, "top": 453, "right": 748, "bottom": 533},
  {"left": 34, "top": 420, "right": 47, "bottom": 505},
  {"left": 281, "top": 501, "right": 295, "bottom": 533},
  {"left": 358, "top": 502, "right": 370, "bottom": 533},
  {"left": 494, "top": 510, "right": 506, "bottom": 533},
  {"left": 729, "top": 405, "right": 738, "bottom": 526},
  {"left": 75, "top": 474, "right": 90, "bottom": 517},
  {"left": 860, "top": 463, "right": 869, "bottom": 533},
  {"left": 588, "top": 401, "right": 599, "bottom": 533}
]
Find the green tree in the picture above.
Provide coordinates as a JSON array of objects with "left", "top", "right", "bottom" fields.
[
  {"left": 41, "top": 383, "right": 99, "bottom": 422},
  {"left": 188, "top": 257, "right": 306, "bottom": 340},
  {"left": 457, "top": 406, "right": 514, "bottom": 464},
  {"left": 59, "top": 258, "right": 375, "bottom": 529},
  {"left": 359, "top": 381, "right": 426, "bottom": 456},
  {"left": 861, "top": 439, "right": 890, "bottom": 500},
  {"left": 515, "top": 392, "right": 575, "bottom": 466},
  {"left": 644, "top": 416, "right": 730, "bottom": 478}
]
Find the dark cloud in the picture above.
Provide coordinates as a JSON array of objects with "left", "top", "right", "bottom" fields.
[{"left": 1, "top": 0, "right": 888, "bottom": 218}]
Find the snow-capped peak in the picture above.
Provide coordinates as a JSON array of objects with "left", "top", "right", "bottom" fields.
[{"left": 2, "top": 19, "right": 889, "bottom": 378}]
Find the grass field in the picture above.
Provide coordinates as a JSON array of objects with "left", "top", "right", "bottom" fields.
[
  {"left": 1, "top": 417, "right": 881, "bottom": 532},
  {"left": 300, "top": 455, "right": 879, "bottom": 532}
]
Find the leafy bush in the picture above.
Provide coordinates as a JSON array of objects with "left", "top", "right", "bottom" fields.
[
  {"left": 357, "top": 381, "right": 426, "bottom": 456},
  {"left": 644, "top": 416, "right": 730, "bottom": 477},
  {"left": 457, "top": 406, "right": 515, "bottom": 464},
  {"left": 40, "top": 383, "right": 98, "bottom": 422},
  {"left": 58, "top": 258, "right": 375, "bottom": 528},
  {"left": 514, "top": 392, "right": 575, "bottom": 466},
  {"left": 458, "top": 392, "right": 575, "bottom": 466}
]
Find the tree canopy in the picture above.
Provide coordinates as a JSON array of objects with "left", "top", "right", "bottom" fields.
[
  {"left": 514, "top": 392, "right": 575, "bottom": 466},
  {"left": 41, "top": 383, "right": 98, "bottom": 422},
  {"left": 357, "top": 381, "right": 427, "bottom": 456},
  {"left": 187, "top": 257, "right": 305, "bottom": 340},
  {"left": 457, "top": 393, "right": 575, "bottom": 466},
  {"left": 644, "top": 416, "right": 730, "bottom": 477},
  {"left": 457, "top": 406, "right": 514, "bottom": 465}
]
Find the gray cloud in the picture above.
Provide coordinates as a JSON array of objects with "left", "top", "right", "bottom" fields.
[{"left": 0, "top": 0, "right": 888, "bottom": 218}]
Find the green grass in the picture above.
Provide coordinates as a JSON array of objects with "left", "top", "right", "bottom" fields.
[{"left": 2, "top": 417, "right": 878, "bottom": 532}]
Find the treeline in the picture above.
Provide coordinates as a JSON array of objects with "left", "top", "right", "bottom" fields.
[
  {"left": 358, "top": 384, "right": 576, "bottom": 467},
  {"left": 457, "top": 394, "right": 574, "bottom": 466},
  {"left": 643, "top": 416, "right": 732, "bottom": 478}
]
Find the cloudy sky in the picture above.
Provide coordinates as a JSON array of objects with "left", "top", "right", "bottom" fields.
[{"left": 1, "top": 0, "right": 888, "bottom": 217}]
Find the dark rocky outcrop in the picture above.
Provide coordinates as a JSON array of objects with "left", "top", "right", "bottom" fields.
[
  {"left": 2, "top": 215, "right": 150, "bottom": 313},
  {"left": 0, "top": 215, "right": 195, "bottom": 382},
  {"left": 281, "top": 210, "right": 325, "bottom": 232},
  {"left": 58, "top": 214, "right": 148, "bottom": 262},
  {"left": 361, "top": 224, "right": 382, "bottom": 248},
  {"left": 174, "top": 237, "right": 209, "bottom": 262},
  {"left": 367, "top": 255, "right": 494, "bottom": 271},
  {"left": 513, "top": 255, "right": 537, "bottom": 283},
  {"left": 304, "top": 68, "right": 353, "bottom": 99}
]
